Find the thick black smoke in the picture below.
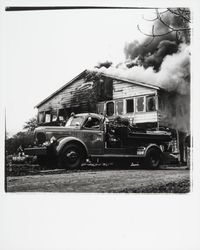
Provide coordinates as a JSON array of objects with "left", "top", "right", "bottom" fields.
[
  {"left": 124, "top": 9, "right": 190, "bottom": 71},
  {"left": 89, "top": 9, "right": 191, "bottom": 133}
]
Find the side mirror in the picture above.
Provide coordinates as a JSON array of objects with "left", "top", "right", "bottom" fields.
[{"left": 75, "top": 122, "right": 80, "bottom": 127}]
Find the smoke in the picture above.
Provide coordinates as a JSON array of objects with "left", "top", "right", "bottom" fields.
[
  {"left": 93, "top": 43, "right": 190, "bottom": 94},
  {"left": 124, "top": 9, "right": 190, "bottom": 71},
  {"left": 89, "top": 9, "right": 190, "bottom": 133},
  {"left": 160, "top": 92, "right": 190, "bottom": 133}
]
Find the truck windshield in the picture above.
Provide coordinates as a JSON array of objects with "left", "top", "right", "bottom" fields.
[{"left": 65, "top": 116, "right": 84, "bottom": 127}]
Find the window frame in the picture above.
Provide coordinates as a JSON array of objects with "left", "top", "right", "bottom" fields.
[
  {"left": 82, "top": 116, "right": 101, "bottom": 130},
  {"left": 125, "top": 98, "right": 134, "bottom": 114},
  {"left": 115, "top": 99, "right": 124, "bottom": 115},
  {"left": 146, "top": 95, "right": 157, "bottom": 112},
  {"left": 135, "top": 96, "right": 145, "bottom": 113},
  {"left": 105, "top": 100, "right": 115, "bottom": 116},
  {"left": 38, "top": 111, "right": 45, "bottom": 124},
  {"left": 44, "top": 111, "right": 51, "bottom": 123}
]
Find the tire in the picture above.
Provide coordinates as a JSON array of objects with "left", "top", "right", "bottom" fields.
[
  {"left": 139, "top": 148, "right": 161, "bottom": 169},
  {"left": 59, "top": 143, "right": 84, "bottom": 169}
]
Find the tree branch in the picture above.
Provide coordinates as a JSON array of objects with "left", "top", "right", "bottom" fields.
[{"left": 167, "top": 8, "right": 191, "bottom": 23}]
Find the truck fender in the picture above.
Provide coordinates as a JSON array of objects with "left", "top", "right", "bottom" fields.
[
  {"left": 144, "top": 144, "right": 162, "bottom": 156},
  {"left": 56, "top": 136, "right": 89, "bottom": 157}
]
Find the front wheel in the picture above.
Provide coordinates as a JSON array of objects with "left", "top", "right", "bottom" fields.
[
  {"left": 139, "top": 148, "right": 161, "bottom": 169},
  {"left": 59, "top": 143, "right": 84, "bottom": 169}
]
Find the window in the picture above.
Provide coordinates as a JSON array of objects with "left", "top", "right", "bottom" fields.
[
  {"left": 52, "top": 115, "right": 57, "bottom": 122},
  {"left": 58, "top": 109, "right": 66, "bottom": 121},
  {"left": 65, "top": 116, "right": 84, "bottom": 127},
  {"left": 126, "top": 99, "right": 134, "bottom": 113},
  {"left": 106, "top": 101, "right": 114, "bottom": 116},
  {"left": 38, "top": 112, "right": 45, "bottom": 123},
  {"left": 45, "top": 113, "right": 51, "bottom": 123},
  {"left": 146, "top": 95, "right": 156, "bottom": 112},
  {"left": 136, "top": 97, "right": 145, "bottom": 112},
  {"left": 84, "top": 117, "right": 100, "bottom": 129},
  {"left": 116, "top": 100, "right": 123, "bottom": 115}
]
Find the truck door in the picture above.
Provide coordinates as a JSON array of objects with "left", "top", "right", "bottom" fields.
[{"left": 81, "top": 116, "right": 104, "bottom": 155}]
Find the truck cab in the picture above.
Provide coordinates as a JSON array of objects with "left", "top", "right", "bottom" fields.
[{"left": 25, "top": 113, "right": 171, "bottom": 169}]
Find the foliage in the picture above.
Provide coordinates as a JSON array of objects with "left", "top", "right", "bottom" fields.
[
  {"left": 5, "top": 131, "right": 34, "bottom": 155},
  {"left": 23, "top": 116, "right": 38, "bottom": 132},
  {"left": 6, "top": 116, "right": 37, "bottom": 155}
]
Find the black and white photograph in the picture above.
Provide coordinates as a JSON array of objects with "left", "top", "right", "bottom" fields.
[
  {"left": 0, "top": 1, "right": 200, "bottom": 250},
  {"left": 3, "top": 4, "right": 191, "bottom": 193}
]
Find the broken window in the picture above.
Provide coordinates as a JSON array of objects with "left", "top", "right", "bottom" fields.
[
  {"left": 116, "top": 100, "right": 123, "bottom": 115},
  {"left": 136, "top": 97, "right": 145, "bottom": 112},
  {"left": 146, "top": 95, "right": 156, "bottom": 112},
  {"left": 38, "top": 112, "right": 45, "bottom": 123},
  {"left": 45, "top": 112, "right": 51, "bottom": 123},
  {"left": 58, "top": 109, "right": 65, "bottom": 121},
  {"left": 106, "top": 101, "right": 114, "bottom": 116},
  {"left": 52, "top": 115, "right": 57, "bottom": 122},
  {"left": 126, "top": 99, "right": 134, "bottom": 113}
]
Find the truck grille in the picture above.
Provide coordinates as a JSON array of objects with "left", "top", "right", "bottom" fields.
[{"left": 36, "top": 132, "right": 46, "bottom": 145}]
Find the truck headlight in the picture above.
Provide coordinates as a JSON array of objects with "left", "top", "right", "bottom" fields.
[
  {"left": 50, "top": 136, "right": 57, "bottom": 144},
  {"left": 42, "top": 141, "right": 50, "bottom": 146}
]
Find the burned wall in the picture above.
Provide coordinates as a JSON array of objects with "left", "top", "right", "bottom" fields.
[{"left": 37, "top": 72, "right": 113, "bottom": 123}]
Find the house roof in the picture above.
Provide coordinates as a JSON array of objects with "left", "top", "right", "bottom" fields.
[{"left": 35, "top": 69, "right": 163, "bottom": 108}]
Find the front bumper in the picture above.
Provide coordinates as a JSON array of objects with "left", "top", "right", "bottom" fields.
[{"left": 24, "top": 147, "right": 47, "bottom": 156}]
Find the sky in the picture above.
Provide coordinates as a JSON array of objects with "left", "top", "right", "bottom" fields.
[{"left": 1, "top": 3, "right": 156, "bottom": 136}]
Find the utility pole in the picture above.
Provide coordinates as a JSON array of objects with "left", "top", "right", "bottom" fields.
[{"left": 5, "top": 108, "right": 7, "bottom": 192}]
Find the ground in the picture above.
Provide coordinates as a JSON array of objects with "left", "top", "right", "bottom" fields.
[{"left": 6, "top": 165, "right": 190, "bottom": 193}]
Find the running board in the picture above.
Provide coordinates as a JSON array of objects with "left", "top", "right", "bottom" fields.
[{"left": 91, "top": 154, "right": 144, "bottom": 158}]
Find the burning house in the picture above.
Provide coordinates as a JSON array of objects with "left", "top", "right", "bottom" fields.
[
  {"left": 35, "top": 69, "right": 176, "bottom": 129},
  {"left": 35, "top": 67, "right": 189, "bottom": 163},
  {"left": 35, "top": 9, "right": 191, "bottom": 164}
]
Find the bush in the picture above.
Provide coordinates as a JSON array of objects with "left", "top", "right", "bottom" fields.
[{"left": 5, "top": 132, "right": 34, "bottom": 155}]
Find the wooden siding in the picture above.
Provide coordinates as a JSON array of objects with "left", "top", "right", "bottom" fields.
[
  {"left": 97, "top": 80, "right": 159, "bottom": 124},
  {"left": 38, "top": 75, "right": 159, "bottom": 125},
  {"left": 97, "top": 101, "right": 158, "bottom": 124},
  {"left": 133, "top": 112, "right": 158, "bottom": 123},
  {"left": 38, "top": 78, "right": 90, "bottom": 112},
  {"left": 113, "top": 80, "right": 156, "bottom": 99}
]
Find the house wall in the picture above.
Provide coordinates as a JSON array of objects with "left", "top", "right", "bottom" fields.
[
  {"left": 37, "top": 75, "right": 113, "bottom": 123},
  {"left": 37, "top": 77, "right": 162, "bottom": 126},
  {"left": 113, "top": 80, "right": 157, "bottom": 99},
  {"left": 38, "top": 78, "right": 87, "bottom": 113},
  {"left": 97, "top": 80, "right": 159, "bottom": 125}
]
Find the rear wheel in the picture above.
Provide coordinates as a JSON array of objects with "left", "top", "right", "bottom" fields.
[
  {"left": 59, "top": 143, "right": 84, "bottom": 169},
  {"left": 139, "top": 148, "right": 161, "bottom": 169}
]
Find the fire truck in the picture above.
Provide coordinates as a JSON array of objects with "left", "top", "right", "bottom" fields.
[{"left": 25, "top": 113, "right": 172, "bottom": 169}]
